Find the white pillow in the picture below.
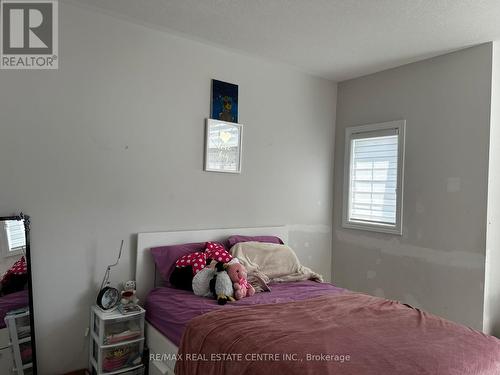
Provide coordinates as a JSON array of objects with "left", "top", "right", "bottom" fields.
[{"left": 230, "top": 241, "right": 323, "bottom": 283}]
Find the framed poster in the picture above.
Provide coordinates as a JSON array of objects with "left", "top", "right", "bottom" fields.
[
  {"left": 204, "top": 119, "right": 242, "bottom": 173},
  {"left": 211, "top": 80, "right": 238, "bottom": 123}
]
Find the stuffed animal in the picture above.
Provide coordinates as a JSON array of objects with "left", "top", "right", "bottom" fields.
[
  {"left": 192, "top": 260, "right": 217, "bottom": 297},
  {"left": 120, "top": 280, "right": 139, "bottom": 305},
  {"left": 209, "top": 262, "right": 235, "bottom": 305},
  {"left": 226, "top": 262, "right": 255, "bottom": 300},
  {"left": 170, "top": 242, "right": 232, "bottom": 291}
]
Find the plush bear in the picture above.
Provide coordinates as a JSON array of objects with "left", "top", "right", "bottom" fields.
[
  {"left": 226, "top": 262, "right": 255, "bottom": 300},
  {"left": 209, "top": 262, "right": 235, "bottom": 305},
  {"left": 121, "top": 280, "right": 139, "bottom": 305}
]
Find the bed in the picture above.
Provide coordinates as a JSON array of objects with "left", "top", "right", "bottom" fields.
[
  {"left": 136, "top": 227, "right": 500, "bottom": 375},
  {"left": 0, "top": 289, "right": 29, "bottom": 330},
  {"left": 136, "top": 226, "right": 290, "bottom": 374}
]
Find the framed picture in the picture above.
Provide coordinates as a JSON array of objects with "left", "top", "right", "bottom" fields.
[
  {"left": 205, "top": 119, "right": 243, "bottom": 173},
  {"left": 211, "top": 79, "right": 238, "bottom": 123}
]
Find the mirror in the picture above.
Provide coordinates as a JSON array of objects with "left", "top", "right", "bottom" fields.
[{"left": 0, "top": 214, "right": 36, "bottom": 375}]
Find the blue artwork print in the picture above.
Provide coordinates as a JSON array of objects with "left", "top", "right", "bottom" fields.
[{"left": 211, "top": 79, "right": 238, "bottom": 123}]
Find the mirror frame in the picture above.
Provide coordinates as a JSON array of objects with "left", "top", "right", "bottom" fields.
[{"left": 0, "top": 213, "right": 37, "bottom": 374}]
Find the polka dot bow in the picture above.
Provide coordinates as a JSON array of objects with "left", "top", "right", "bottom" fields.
[
  {"left": 0, "top": 256, "right": 27, "bottom": 286},
  {"left": 204, "top": 241, "right": 232, "bottom": 263},
  {"left": 8, "top": 256, "right": 27, "bottom": 275},
  {"left": 174, "top": 242, "right": 233, "bottom": 275}
]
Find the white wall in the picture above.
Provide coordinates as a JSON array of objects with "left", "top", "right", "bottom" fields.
[
  {"left": 483, "top": 41, "right": 500, "bottom": 336},
  {"left": 333, "top": 44, "right": 492, "bottom": 330},
  {"left": 0, "top": 3, "right": 337, "bottom": 374}
]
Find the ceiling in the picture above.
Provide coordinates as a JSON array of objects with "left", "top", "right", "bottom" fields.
[{"left": 72, "top": 0, "right": 500, "bottom": 81}]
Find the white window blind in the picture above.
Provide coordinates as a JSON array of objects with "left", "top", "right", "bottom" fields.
[
  {"left": 350, "top": 131, "right": 398, "bottom": 224},
  {"left": 5, "top": 220, "right": 26, "bottom": 251},
  {"left": 343, "top": 120, "right": 405, "bottom": 235}
]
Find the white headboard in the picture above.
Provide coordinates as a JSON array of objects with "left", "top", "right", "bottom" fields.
[{"left": 135, "top": 226, "right": 288, "bottom": 302}]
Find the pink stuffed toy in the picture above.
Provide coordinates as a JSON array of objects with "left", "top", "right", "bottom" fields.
[{"left": 226, "top": 262, "right": 255, "bottom": 300}]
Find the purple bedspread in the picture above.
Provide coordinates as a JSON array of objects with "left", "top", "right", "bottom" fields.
[
  {"left": 145, "top": 281, "right": 345, "bottom": 346},
  {"left": 176, "top": 293, "right": 500, "bottom": 375},
  {"left": 0, "top": 290, "right": 29, "bottom": 329}
]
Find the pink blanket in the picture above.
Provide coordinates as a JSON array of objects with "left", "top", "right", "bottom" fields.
[{"left": 175, "top": 292, "right": 500, "bottom": 375}]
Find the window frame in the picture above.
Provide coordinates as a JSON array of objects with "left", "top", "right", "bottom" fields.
[{"left": 342, "top": 120, "right": 406, "bottom": 235}]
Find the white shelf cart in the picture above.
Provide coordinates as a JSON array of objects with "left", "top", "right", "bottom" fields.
[
  {"left": 89, "top": 305, "right": 145, "bottom": 375},
  {"left": 5, "top": 308, "right": 33, "bottom": 375}
]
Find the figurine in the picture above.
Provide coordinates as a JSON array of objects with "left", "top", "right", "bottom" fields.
[{"left": 120, "top": 280, "right": 139, "bottom": 305}]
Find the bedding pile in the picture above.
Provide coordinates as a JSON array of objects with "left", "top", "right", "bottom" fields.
[
  {"left": 152, "top": 237, "right": 323, "bottom": 298},
  {"left": 230, "top": 241, "right": 323, "bottom": 290}
]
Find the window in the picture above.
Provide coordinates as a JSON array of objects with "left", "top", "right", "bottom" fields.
[
  {"left": 343, "top": 120, "right": 405, "bottom": 234},
  {"left": 0, "top": 220, "right": 26, "bottom": 257}
]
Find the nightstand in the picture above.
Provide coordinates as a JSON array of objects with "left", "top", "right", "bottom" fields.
[
  {"left": 5, "top": 308, "right": 32, "bottom": 375},
  {"left": 89, "top": 305, "right": 145, "bottom": 375}
]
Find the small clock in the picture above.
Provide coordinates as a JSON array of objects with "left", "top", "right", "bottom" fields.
[{"left": 96, "top": 286, "right": 120, "bottom": 310}]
